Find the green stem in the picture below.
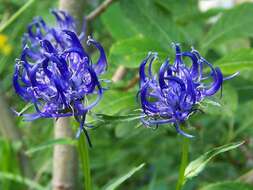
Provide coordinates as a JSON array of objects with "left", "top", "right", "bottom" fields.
[
  {"left": 176, "top": 136, "right": 189, "bottom": 190},
  {"left": 0, "top": 0, "right": 35, "bottom": 33},
  {"left": 78, "top": 134, "right": 92, "bottom": 190}
]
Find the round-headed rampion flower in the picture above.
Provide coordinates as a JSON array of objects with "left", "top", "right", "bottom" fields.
[
  {"left": 138, "top": 44, "right": 238, "bottom": 137},
  {"left": 13, "top": 10, "right": 107, "bottom": 140}
]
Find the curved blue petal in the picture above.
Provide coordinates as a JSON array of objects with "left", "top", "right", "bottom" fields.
[
  {"left": 204, "top": 67, "right": 223, "bottom": 96},
  {"left": 87, "top": 36, "right": 107, "bottom": 75},
  {"left": 182, "top": 52, "right": 199, "bottom": 78},
  {"left": 140, "top": 83, "right": 159, "bottom": 114},
  {"left": 13, "top": 63, "right": 30, "bottom": 101},
  {"left": 139, "top": 52, "right": 153, "bottom": 85},
  {"left": 174, "top": 123, "right": 194, "bottom": 138},
  {"left": 173, "top": 43, "right": 182, "bottom": 71}
]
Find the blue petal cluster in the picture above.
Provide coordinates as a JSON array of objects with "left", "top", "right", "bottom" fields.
[
  {"left": 13, "top": 10, "right": 107, "bottom": 140},
  {"left": 138, "top": 44, "right": 238, "bottom": 137}
]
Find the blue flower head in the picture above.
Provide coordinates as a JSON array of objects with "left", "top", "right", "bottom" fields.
[
  {"left": 13, "top": 10, "right": 107, "bottom": 143},
  {"left": 138, "top": 43, "right": 238, "bottom": 137}
]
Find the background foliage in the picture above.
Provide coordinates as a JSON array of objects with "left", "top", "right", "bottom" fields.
[{"left": 0, "top": 0, "right": 253, "bottom": 189}]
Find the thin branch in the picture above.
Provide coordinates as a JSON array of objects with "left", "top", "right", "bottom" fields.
[
  {"left": 123, "top": 75, "right": 139, "bottom": 91},
  {"left": 112, "top": 65, "right": 127, "bottom": 82},
  {"left": 238, "top": 169, "right": 253, "bottom": 185},
  {"left": 86, "top": 0, "right": 116, "bottom": 21}
]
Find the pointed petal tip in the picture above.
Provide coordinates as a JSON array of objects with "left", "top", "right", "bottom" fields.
[
  {"left": 87, "top": 35, "right": 94, "bottom": 45},
  {"left": 10, "top": 108, "right": 21, "bottom": 116},
  {"left": 171, "top": 42, "right": 181, "bottom": 52},
  {"left": 75, "top": 128, "right": 82, "bottom": 139},
  {"left": 223, "top": 71, "right": 240, "bottom": 81},
  {"left": 175, "top": 123, "right": 194, "bottom": 138}
]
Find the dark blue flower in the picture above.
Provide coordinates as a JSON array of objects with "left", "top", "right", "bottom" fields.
[
  {"left": 13, "top": 10, "right": 107, "bottom": 143},
  {"left": 138, "top": 43, "right": 238, "bottom": 137}
]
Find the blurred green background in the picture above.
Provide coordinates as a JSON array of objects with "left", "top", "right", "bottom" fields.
[{"left": 0, "top": 0, "right": 253, "bottom": 189}]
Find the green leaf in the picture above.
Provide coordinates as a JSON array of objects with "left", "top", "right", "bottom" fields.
[
  {"left": 199, "top": 181, "right": 253, "bottom": 190},
  {"left": 109, "top": 36, "right": 168, "bottom": 68},
  {"left": 220, "top": 85, "right": 238, "bottom": 117},
  {"left": 25, "top": 138, "right": 76, "bottom": 155},
  {"left": 103, "top": 163, "right": 145, "bottom": 190},
  {"left": 201, "top": 3, "right": 253, "bottom": 51},
  {"left": 184, "top": 141, "right": 244, "bottom": 179},
  {"left": 155, "top": 0, "right": 213, "bottom": 43},
  {"left": 115, "top": 119, "right": 140, "bottom": 138},
  {"left": 234, "top": 100, "right": 253, "bottom": 137},
  {"left": 101, "top": 3, "right": 138, "bottom": 40},
  {"left": 120, "top": 0, "right": 185, "bottom": 43},
  {"left": 155, "top": 0, "right": 199, "bottom": 22},
  {"left": 200, "top": 85, "right": 238, "bottom": 117},
  {"left": 89, "top": 112, "right": 142, "bottom": 131},
  {"left": 0, "top": 172, "right": 45, "bottom": 190},
  {"left": 92, "top": 113, "right": 143, "bottom": 122},
  {"left": 228, "top": 74, "right": 253, "bottom": 103},
  {"left": 94, "top": 90, "right": 136, "bottom": 114},
  {"left": 215, "top": 49, "right": 253, "bottom": 74},
  {"left": 202, "top": 99, "right": 221, "bottom": 107}
]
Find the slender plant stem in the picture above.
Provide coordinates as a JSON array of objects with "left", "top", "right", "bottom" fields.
[
  {"left": 53, "top": 117, "right": 77, "bottom": 190},
  {"left": 78, "top": 134, "right": 92, "bottom": 190},
  {"left": 86, "top": 0, "right": 116, "bottom": 21},
  {"left": 52, "top": 1, "right": 87, "bottom": 189},
  {"left": 0, "top": 0, "right": 35, "bottom": 33},
  {"left": 176, "top": 136, "right": 189, "bottom": 190},
  {"left": 112, "top": 65, "right": 127, "bottom": 82}
]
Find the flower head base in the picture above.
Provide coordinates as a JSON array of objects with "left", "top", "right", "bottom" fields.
[
  {"left": 138, "top": 44, "right": 238, "bottom": 137},
  {"left": 13, "top": 10, "right": 107, "bottom": 142}
]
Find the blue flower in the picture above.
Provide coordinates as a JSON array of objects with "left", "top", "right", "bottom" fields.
[
  {"left": 13, "top": 10, "right": 107, "bottom": 142},
  {"left": 138, "top": 43, "right": 238, "bottom": 137}
]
